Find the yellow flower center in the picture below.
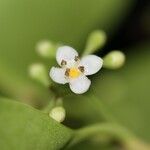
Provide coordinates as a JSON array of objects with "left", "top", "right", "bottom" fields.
[{"left": 69, "top": 68, "right": 81, "bottom": 78}]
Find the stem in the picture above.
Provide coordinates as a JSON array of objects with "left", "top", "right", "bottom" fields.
[
  {"left": 90, "top": 95, "right": 117, "bottom": 122},
  {"left": 67, "top": 123, "right": 136, "bottom": 148},
  {"left": 42, "top": 96, "right": 56, "bottom": 113},
  {"left": 42, "top": 83, "right": 64, "bottom": 113}
]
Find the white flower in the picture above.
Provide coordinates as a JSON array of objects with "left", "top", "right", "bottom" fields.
[{"left": 49, "top": 46, "right": 103, "bottom": 94}]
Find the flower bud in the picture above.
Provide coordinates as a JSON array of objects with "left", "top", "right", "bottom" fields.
[
  {"left": 49, "top": 106, "right": 66, "bottom": 123},
  {"left": 84, "top": 30, "right": 107, "bottom": 55},
  {"left": 103, "top": 51, "right": 125, "bottom": 69},
  {"left": 29, "top": 63, "right": 49, "bottom": 86},
  {"left": 36, "top": 40, "right": 58, "bottom": 58}
]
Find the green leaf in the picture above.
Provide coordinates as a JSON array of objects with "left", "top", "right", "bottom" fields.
[
  {"left": 69, "top": 140, "right": 117, "bottom": 150},
  {"left": 83, "top": 30, "right": 107, "bottom": 55},
  {"left": 0, "top": 98, "right": 73, "bottom": 150}
]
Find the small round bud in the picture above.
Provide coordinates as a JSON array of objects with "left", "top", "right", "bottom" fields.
[
  {"left": 49, "top": 106, "right": 66, "bottom": 123},
  {"left": 36, "top": 40, "right": 57, "bottom": 58},
  {"left": 84, "top": 30, "right": 107, "bottom": 55},
  {"left": 29, "top": 63, "right": 49, "bottom": 86},
  {"left": 103, "top": 51, "right": 125, "bottom": 69}
]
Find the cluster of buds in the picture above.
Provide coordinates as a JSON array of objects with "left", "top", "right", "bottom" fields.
[{"left": 28, "top": 30, "right": 125, "bottom": 122}]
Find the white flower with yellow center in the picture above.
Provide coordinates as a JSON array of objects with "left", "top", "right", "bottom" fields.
[{"left": 50, "top": 46, "right": 103, "bottom": 94}]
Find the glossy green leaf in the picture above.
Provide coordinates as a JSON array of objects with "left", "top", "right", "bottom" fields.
[{"left": 0, "top": 98, "right": 73, "bottom": 150}]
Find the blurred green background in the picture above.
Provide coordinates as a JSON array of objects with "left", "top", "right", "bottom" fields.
[{"left": 0, "top": 0, "right": 150, "bottom": 149}]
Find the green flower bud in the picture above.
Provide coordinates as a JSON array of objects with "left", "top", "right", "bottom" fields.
[
  {"left": 49, "top": 106, "right": 66, "bottom": 123},
  {"left": 103, "top": 51, "right": 125, "bottom": 69},
  {"left": 29, "top": 63, "right": 49, "bottom": 86},
  {"left": 36, "top": 40, "right": 59, "bottom": 58},
  {"left": 84, "top": 30, "right": 107, "bottom": 55}
]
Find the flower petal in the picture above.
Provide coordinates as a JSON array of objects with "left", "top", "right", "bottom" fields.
[
  {"left": 79, "top": 55, "right": 103, "bottom": 75},
  {"left": 49, "top": 67, "right": 68, "bottom": 84},
  {"left": 56, "top": 46, "right": 78, "bottom": 66},
  {"left": 69, "top": 75, "right": 91, "bottom": 94}
]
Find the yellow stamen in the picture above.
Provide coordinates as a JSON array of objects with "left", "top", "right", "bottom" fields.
[{"left": 69, "top": 68, "right": 81, "bottom": 78}]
